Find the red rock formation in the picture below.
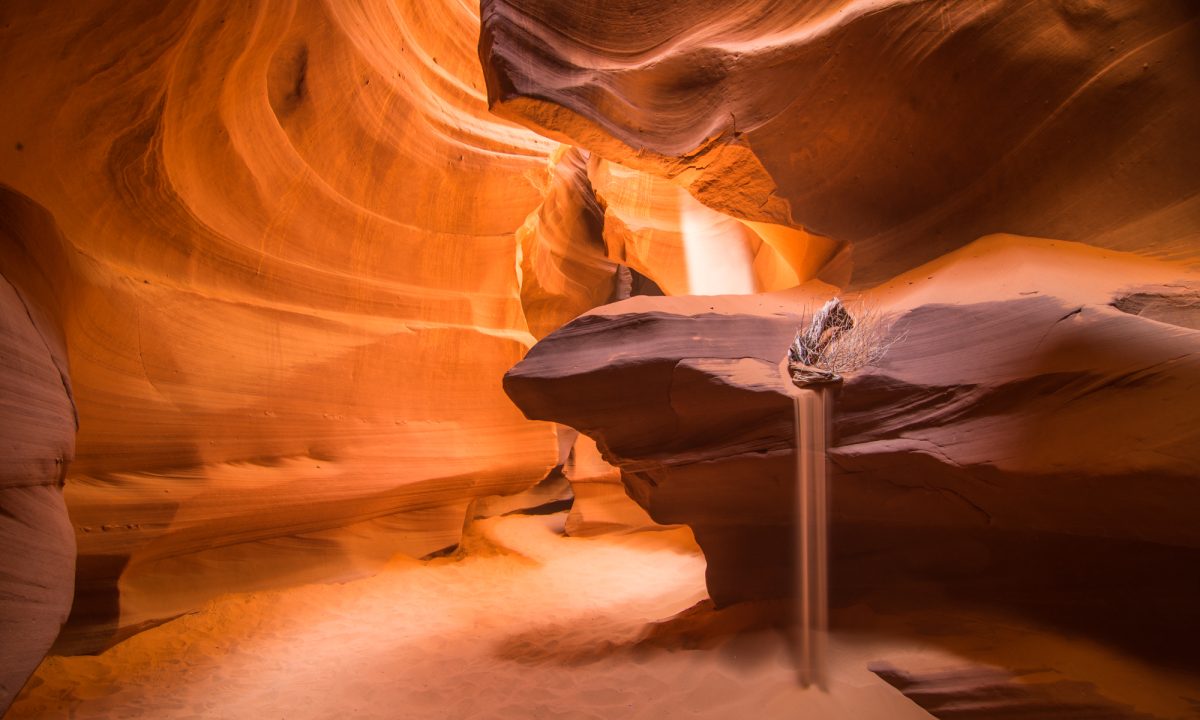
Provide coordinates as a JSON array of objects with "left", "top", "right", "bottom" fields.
[
  {"left": 505, "top": 237, "right": 1200, "bottom": 606},
  {"left": 486, "top": 12, "right": 1200, "bottom": 687},
  {"left": 481, "top": 0, "right": 1200, "bottom": 284},
  {"left": 516, "top": 147, "right": 617, "bottom": 341},
  {"left": 589, "top": 159, "right": 830, "bottom": 295},
  {"left": 0, "top": 0, "right": 564, "bottom": 658},
  {"left": 0, "top": 189, "right": 77, "bottom": 710},
  {"left": 869, "top": 661, "right": 1161, "bottom": 720},
  {"left": 1, "top": 1, "right": 1197, "bottom": 714}
]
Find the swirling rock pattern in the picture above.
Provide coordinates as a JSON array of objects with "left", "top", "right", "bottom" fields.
[
  {"left": 481, "top": 0, "right": 1200, "bottom": 284},
  {"left": 2, "top": 1, "right": 1198, "bottom": 712},
  {"left": 515, "top": 147, "right": 617, "bottom": 340},
  {"left": 590, "top": 158, "right": 831, "bottom": 295},
  {"left": 0, "top": 0, "right": 563, "bottom": 657},
  {"left": 0, "top": 190, "right": 78, "bottom": 711}
]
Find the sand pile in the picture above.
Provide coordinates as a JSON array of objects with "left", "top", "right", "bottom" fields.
[
  {"left": 12, "top": 511, "right": 1193, "bottom": 719},
  {"left": 5, "top": 514, "right": 898, "bottom": 719}
]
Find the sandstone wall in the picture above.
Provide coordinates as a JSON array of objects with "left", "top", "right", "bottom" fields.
[
  {"left": 481, "top": 0, "right": 1200, "bottom": 284},
  {"left": 505, "top": 238, "right": 1200, "bottom": 604},
  {"left": 0, "top": 0, "right": 561, "bottom": 657},
  {"left": 0, "top": 189, "right": 77, "bottom": 710}
]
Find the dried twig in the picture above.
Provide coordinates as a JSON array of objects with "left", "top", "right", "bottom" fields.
[{"left": 788, "top": 298, "right": 903, "bottom": 385}]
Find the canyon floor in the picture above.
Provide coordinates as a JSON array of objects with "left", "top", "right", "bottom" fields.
[{"left": 8, "top": 511, "right": 1196, "bottom": 720}]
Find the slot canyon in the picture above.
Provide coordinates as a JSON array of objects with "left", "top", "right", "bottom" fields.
[{"left": 1, "top": 0, "right": 1199, "bottom": 718}]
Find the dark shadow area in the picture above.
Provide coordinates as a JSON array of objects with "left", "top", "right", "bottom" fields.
[
  {"left": 831, "top": 521, "right": 1200, "bottom": 674},
  {"left": 52, "top": 553, "right": 130, "bottom": 655},
  {"left": 869, "top": 660, "right": 1163, "bottom": 720}
]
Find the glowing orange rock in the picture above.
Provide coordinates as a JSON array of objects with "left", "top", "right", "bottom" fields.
[
  {"left": 481, "top": 0, "right": 1200, "bottom": 284},
  {"left": 0, "top": 0, "right": 561, "bottom": 655}
]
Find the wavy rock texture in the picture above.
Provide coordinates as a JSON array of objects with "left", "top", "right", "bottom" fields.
[
  {"left": 505, "top": 236, "right": 1200, "bottom": 607},
  {"left": 515, "top": 147, "right": 618, "bottom": 341},
  {"left": 3, "top": 0, "right": 1198, "bottom": 715},
  {"left": 0, "top": 190, "right": 78, "bottom": 711},
  {"left": 0, "top": 0, "right": 567, "bottom": 658},
  {"left": 481, "top": 0, "right": 1200, "bottom": 284},
  {"left": 588, "top": 159, "right": 835, "bottom": 295},
  {"left": 515, "top": 145, "right": 825, "bottom": 324}
]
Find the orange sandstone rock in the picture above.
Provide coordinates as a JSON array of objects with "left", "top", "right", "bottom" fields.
[
  {"left": 0, "top": 0, "right": 561, "bottom": 654},
  {"left": 0, "top": 190, "right": 77, "bottom": 711},
  {"left": 481, "top": 0, "right": 1200, "bottom": 284},
  {"left": 504, "top": 237, "right": 1200, "bottom": 605}
]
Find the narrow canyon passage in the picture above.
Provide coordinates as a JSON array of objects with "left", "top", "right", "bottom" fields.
[{"left": 2, "top": 0, "right": 1199, "bottom": 717}]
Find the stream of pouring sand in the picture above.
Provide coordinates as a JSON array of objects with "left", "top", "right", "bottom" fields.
[{"left": 793, "top": 387, "right": 830, "bottom": 689}]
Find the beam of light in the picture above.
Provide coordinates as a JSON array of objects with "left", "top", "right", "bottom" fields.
[{"left": 678, "top": 188, "right": 757, "bottom": 295}]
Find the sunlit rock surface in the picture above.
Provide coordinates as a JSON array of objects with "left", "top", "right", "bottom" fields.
[
  {"left": 481, "top": 0, "right": 1200, "bottom": 284},
  {"left": 588, "top": 159, "right": 835, "bottom": 295},
  {"left": 505, "top": 236, "right": 1200, "bottom": 607},
  {"left": 0, "top": 0, "right": 563, "bottom": 655},
  {"left": 3, "top": 1, "right": 1198, "bottom": 715},
  {"left": 515, "top": 147, "right": 617, "bottom": 341}
]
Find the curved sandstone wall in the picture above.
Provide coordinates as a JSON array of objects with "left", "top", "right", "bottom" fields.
[
  {"left": 484, "top": 0, "right": 1200, "bottom": 616},
  {"left": 0, "top": 0, "right": 562, "bottom": 658},
  {"left": 0, "top": 189, "right": 78, "bottom": 711},
  {"left": 3, "top": 2, "right": 1198, "bottom": 710},
  {"left": 481, "top": 0, "right": 1200, "bottom": 284}
]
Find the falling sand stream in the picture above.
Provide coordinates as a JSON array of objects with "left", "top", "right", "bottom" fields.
[{"left": 793, "top": 387, "right": 831, "bottom": 689}]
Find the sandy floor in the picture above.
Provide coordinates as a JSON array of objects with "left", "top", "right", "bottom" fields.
[
  {"left": 8, "top": 512, "right": 1195, "bottom": 719},
  {"left": 8, "top": 513, "right": 938, "bottom": 719}
]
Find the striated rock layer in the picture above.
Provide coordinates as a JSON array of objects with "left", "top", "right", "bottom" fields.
[
  {"left": 0, "top": 0, "right": 564, "bottom": 658},
  {"left": 2, "top": 3, "right": 1197, "bottom": 715},
  {"left": 869, "top": 660, "right": 1163, "bottom": 720},
  {"left": 0, "top": 190, "right": 78, "bottom": 710},
  {"left": 481, "top": 0, "right": 1200, "bottom": 284},
  {"left": 505, "top": 236, "right": 1200, "bottom": 610},
  {"left": 487, "top": 6, "right": 1200, "bottom": 690}
]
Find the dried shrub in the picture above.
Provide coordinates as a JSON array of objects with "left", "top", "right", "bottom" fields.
[{"left": 788, "top": 298, "right": 903, "bottom": 385}]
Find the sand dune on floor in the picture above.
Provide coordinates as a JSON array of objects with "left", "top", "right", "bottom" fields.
[
  {"left": 5, "top": 514, "right": 909, "bottom": 719},
  {"left": 10, "top": 512, "right": 1191, "bottom": 719}
]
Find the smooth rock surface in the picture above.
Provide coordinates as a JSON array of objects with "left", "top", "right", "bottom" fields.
[
  {"left": 481, "top": 0, "right": 1200, "bottom": 284},
  {"left": 869, "top": 661, "right": 1161, "bottom": 720},
  {"left": 2, "top": 6, "right": 1198, "bottom": 719},
  {"left": 0, "top": 0, "right": 563, "bottom": 652},
  {"left": 0, "top": 190, "right": 77, "bottom": 712},
  {"left": 505, "top": 236, "right": 1200, "bottom": 606}
]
